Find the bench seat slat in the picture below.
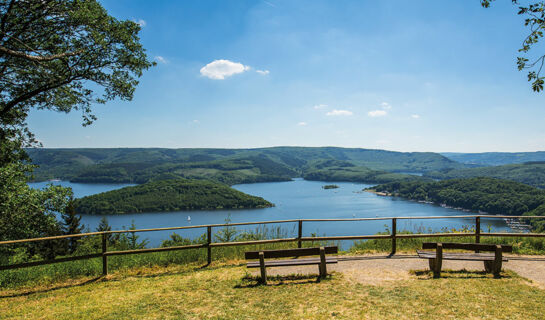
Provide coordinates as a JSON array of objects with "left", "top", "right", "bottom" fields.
[
  {"left": 422, "top": 242, "right": 513, "bottom": 253},
  {"left": 417, "top": 250, "right": 508, "bottom": 261},
  {"left": 245, "top": 246, "right": 338, "bottom": 259},
  {"left": 247, "top": 257, "right": 338, "bottom": 268}
]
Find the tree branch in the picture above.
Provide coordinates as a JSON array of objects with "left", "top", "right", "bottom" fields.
[
  {"left": 0, "top": 45, "right": 84, "bottom": 62},
  {"left": 0, "top": 78, "right": 73, "bottom": 119}
]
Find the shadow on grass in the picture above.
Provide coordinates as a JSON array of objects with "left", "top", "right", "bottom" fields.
[
  {"left": 0, "top": 276, "right": 103, "bottom": 299},
  {"left": 0, "top": 261, "right": 233, "bottom": 298},
  {"left": 116, "top": 261, "right": 246, "bottom": 280},
  {"left": 411, "top": 269, "right": 514, "bottom": 280},
  {"left": 236, "top": 273, "right": 331, "bottom": 288}
]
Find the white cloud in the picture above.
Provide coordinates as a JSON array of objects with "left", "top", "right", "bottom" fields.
[
  {"left": 200, "top": 59, "right": 250, "bottom": 80},
  {"left": 154, "top": 56, "right": 168, "bottom": 64},
  {"left": 411, "top": 114, "right": 420, "bottom": 119},
  {"left": 380, "top": 102, "right": 392, "bottom": 110},
  {"left": 297, "top": 121, "right": 308, "bottom": 126},
  {"left": 256, "top": 69, "right": 270, "bottom": 75},
  {"left": 326, "top": 109, "right": 353, "bottom": 116},
  {"left": 192, "top": 119, "right": 200, "bottom": 124},
  {"left": 313, "top": 104, "right": 327, "bottom": 109},
  {"left": 368, "top": 110, "right": 387, "bottom": 117},
  {"left": 133, "top": 19, "right": 146, "bottom": 27}
]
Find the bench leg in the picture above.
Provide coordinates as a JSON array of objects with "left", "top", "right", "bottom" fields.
[
  {"left": 429, "top": 258, "right": 435, "bottom": 271},
  {"left": 493, "top": 245, "right": 502, "bottom": 278},
  {"left": 259, "top": 252, "right": 267, "bottom": 284},
  {"left": 484, "top": 260, "right": 493, "bottom": 273},
  {"left": 433, "top": 244, "right": 443, "bottom": 278},
  {"left": 319, "top": 247, "right": 327, "bottom": 279}
]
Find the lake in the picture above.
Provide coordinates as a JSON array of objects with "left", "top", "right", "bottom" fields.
[{"left": 28, "top": 179, "right": 511, "bottom": 248}]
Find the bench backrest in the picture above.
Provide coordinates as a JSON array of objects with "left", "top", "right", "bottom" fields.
[
  {"left": 422, "top": 242, "right": 513, "bottom": 253},
  {"left": 245, "top": 246, "right": 338, "bottom": 259}
]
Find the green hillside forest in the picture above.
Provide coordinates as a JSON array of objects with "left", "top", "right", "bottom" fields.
[
  {"left": 26, "top": 147, "right": 464, "bottom": 185},
  {"left": 74, "top": 179, "right": 273, "bottom": 214},
  {"left": 441, "top": 151, "right": 545, "bottom": 166},
  {"left": 370, "top": 177, "right": 545, "bottom": 231},
  {"left": 424, "top": 162, "right": 545, "bottom": 189}
]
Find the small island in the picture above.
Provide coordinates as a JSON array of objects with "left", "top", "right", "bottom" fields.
[
  {"left": 74, "top": 179, "right": 273, "bottom": 214},
  {"left": 322, "top": 184, "right": 340, "bottom": 189}
]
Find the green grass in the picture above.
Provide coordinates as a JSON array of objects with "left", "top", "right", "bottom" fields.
[
  {"left": 1, "top": 263, "right": 544, "bottom": 319},
  {"left": 350, "top": 227, "right": 545, "bottom": 255},
  {"left": 0, "top": 240, "right": 335, "bottom": 289}
]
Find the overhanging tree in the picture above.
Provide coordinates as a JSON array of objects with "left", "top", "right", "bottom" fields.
[
  {"left": 0, "top": 0, "right": 155, "bottom": 161},
  {"left": 482, "top": 0, "right": 545, "bottom": 92},
  {"left": 0, "top": 0, "right": 154, "bottom": 246}
]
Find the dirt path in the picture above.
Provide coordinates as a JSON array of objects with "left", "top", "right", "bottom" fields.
[{"left": 249, "top": 254, "right": 545, "bottom": 288}]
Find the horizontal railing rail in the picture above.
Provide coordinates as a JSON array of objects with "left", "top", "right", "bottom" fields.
[{"left": 1, "top": 215, "right": 544, "bottom": 275}]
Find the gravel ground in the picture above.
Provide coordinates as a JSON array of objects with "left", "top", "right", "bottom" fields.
[{"left": 249, "top": 254, "right": 545, "bottom": 288}]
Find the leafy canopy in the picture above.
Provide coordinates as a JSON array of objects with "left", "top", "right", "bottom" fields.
[
  {"left": 482, "top": 0, "right": 545, "bottom": 92},
  {"left": 0, "top": 0, "right": 153, "bottom": 247},
  {"left": 0, "top": 0, "right": 155, "bottom": 161}
]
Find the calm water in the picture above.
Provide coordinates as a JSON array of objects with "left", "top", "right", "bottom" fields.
[{"left": 29, "top": 179, "right": 510, "bottom": 247}]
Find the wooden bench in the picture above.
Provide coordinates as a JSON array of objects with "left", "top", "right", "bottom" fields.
[
  {"left": 245, "top": 246, "right": 338, "bottom": 284},
  {"left": 417, "top": 242, "right": 512, "bottom": 278}
]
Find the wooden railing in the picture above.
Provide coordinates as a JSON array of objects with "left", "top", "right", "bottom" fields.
[{"left": 1, "top": 215, "right": 544, "bottom": 275}]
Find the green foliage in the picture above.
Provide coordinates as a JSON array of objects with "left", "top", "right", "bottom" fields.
[
  {"left": 442, "top": 151, "right": 545, "bottom": 166},
  {"left": 304, "top": 160, "right": 430, "bottom": 184},
  {"left": 371, "top": 177, "right": 545, "bottom": 231},
  {"left": 214, "top": 215, "right": 238, "bottom": 243},
  {"left": 0, "top": 0, "right": 153, "bottom": 263},
  {"left": 425, "top": 162, "right": 545, "bottom": 188},
  {"left": 60, "top": 197, "right": 84, "bottom": 254},
  {"left": 0, "top": 163, "right": 72, "bottom": 260},
  {"left": 74, "top": 179, "right": 273, "bottom": 214},
  {"left": 482, "top": 0, "right": 545, "bottom": 92},
  {"left": 161, "top": 232, "right": 207, "bottom": 247},
  {"left": 116, "top": 221, "right": 149, "bottom": 250},
  {"left": 0, "top": 0, "right": 155, "bottom": 150}
]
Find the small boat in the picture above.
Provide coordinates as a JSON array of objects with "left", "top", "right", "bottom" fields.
[{"left": 187, "top": 216, "right": 191, "bottom": 222}]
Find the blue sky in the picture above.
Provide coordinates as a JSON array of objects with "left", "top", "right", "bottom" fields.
[{"left": 27, "top": 0, "right": 545, "bottom": 152}]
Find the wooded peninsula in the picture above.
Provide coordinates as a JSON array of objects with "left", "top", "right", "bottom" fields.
[
  {"left": 74, "top": 179, "right": 273, "bottom": 214},
  {"left": 369, "top": 177, "right": 545, "bottom": 232}
]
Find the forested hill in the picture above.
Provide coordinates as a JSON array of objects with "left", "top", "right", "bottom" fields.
[
  {"left": 442, "top": 151, "right": 545, "bottom": 166},
  {"left": 370, "top": 177, "right": 545, "bottom": 231},
  {"left": 26, "top": 147, "right": 463, "bottom": 184},
  {"left": 302, "top": 159, "right": 431, "bottom": 184},
  {"left": 424, "top": 162, "right": 545, "bottom": 189},
  {"left": 74, "top": 179, "right": 273, "bottom": 214}
]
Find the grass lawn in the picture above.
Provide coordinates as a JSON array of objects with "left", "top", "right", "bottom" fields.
[{"left": 1, "top": 261, "right": 544, "bottom": 319}]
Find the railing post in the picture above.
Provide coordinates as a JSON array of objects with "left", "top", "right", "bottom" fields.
[
  {"left": 101, "top": 233, "right": 108, "bottom": 276},
  {"left": 475, "top": 216, "right": 481, "bottom": 253},
  {"left": 391, "top": 218, "right": 397, "bottom": 255},
  {"left": 298, "top": 220, "right": 303, "bottom": 248},
  {"left": 475, "top": 216, "right": 481, "bottom": 243},
  {"left": 207, "top": 226, "right": 212, "bottom": 265}
]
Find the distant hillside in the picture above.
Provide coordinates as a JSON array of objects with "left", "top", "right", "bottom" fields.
[
  {"left": 302, "top": 159, "right": 430, "bottom": 184},
  {"left": 370, "top": 177, "right": 545, "bottom": 231},
  {"left": 442, "top": 151, "right": 545, "bottom": 166},
  {"left": 424, "top": 162, "right": 545, "bottom": 189},
  {"left": 74, "top": 179, "right": 273, "bottom": 214},
  {"left": 26, "top": 147, "right": 463, "bottom": 184}
]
